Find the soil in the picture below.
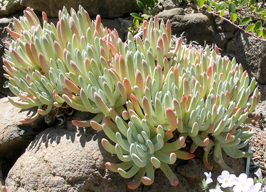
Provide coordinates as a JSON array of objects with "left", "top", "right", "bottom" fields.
[{"left": 247, "top": 84, "right": 266, "bottom": 179}]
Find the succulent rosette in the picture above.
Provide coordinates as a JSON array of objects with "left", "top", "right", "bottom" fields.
[
  {"left": 2, "top": 6, "right": 262, "bottom": 190},
  {"left": 101, "top": 113, "right": 194, "bottom": 189}
]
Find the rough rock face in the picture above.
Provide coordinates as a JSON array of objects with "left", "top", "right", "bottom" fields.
[
  {"left": 158, "top": 0, "right": 182, "bottom": 10},
  {"left": 0, "top": 97, "right": 49, "bottom": 179},
  {"left": 0, "top": 0, "right": 23, "bottom": 17},
  {"left": 157, "top": 8, "right": 266, "bottom": 85},
  {"left": 157, "top": 8, "right": 237, "bottom": 48},
  {"left": 20, "top": 0, "right": 141, "bottom": 18},
  {"left": 5, "top": 112, "right": 246, "bottom": 191},
  {"left": 0, "top": 17, "right": 13, "bottom": 97},
  {"left": 223, "top": 30, "right": 266, "bottom": 85}
]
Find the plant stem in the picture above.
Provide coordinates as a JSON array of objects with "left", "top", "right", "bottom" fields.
[
  {"left": 201, "top": 9, "right": 266, "bottom": 42},
  {"left": 189, "top": 3, "right": 266, "bottom": 43}
]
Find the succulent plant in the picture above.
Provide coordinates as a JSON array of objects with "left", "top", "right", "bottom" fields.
[
  {"left": 101, "top": 113, "right": 194, "bottom": 189},
  {"left": 3, "top": 6, "right": 118, "bottom": 124},
  {"left": 2, "top": 6, "right": 261, "bottom": 190}
]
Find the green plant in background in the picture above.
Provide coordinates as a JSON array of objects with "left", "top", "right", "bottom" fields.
[
  {"left": 192, "top": 0, "right": 266, "bottom": 41},
  {"left": 129, "top": 0, "right": 158, "bottom": 34},
  {"left": 2, "top": 6, "right": 262, "bottom": 189}
]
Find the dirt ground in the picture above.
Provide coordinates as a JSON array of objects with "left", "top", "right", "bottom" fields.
[{"left": 247, "top": 84, "right": 266, "bottom": 178}]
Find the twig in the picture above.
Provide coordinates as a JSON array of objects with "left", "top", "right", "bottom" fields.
[
  {"left": 189, "top": 3, "right": 266, "bottom": 43},
  {"left": 200, "top": 9, "right": 266, "bottom": 42}
]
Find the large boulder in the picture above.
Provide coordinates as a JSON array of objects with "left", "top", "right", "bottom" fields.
[
  {"left": 20, "top": 0, "right": 141, "bottom": 18},
  {"left": 157, "top": 8, "right": 237, "bottom": 48},
  {"left": 223, "top": 30, "right": 266, "bottom": 85},
  {"left": 0, "top": 97, "right": 49, "bottom": 179},
  {"left": 5, "top": 111, "right": 246, "bottom": 191}
]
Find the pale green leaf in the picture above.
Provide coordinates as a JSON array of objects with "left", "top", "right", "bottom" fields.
[
  {"left": 256, "top": 29, "right": 262, "bottom": 37},
  {"left": 133, "top": 18, "right": 140, "bottom": 27},
  {"left": 246, "top": 24, "right": 255, "bottom": 32},
  {"left": 230, "top": 13, "right": 237, "bottom": 22},
  {"left": 199, "top": 0, "right": 205, "bottom": 8},
  {"left": 220, "top": 9, "right": 225, "bottom": 17}
]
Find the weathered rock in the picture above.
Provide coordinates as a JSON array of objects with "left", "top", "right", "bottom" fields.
[
  {"left": 20, "top": 0, "right": 141, "bottom": 18},
  {"left": 158, "top": 0, "right": 182, "bottom": 10},
  {"left": 223, "top": 29, "right": 266, "bottom": 85},
  {"left": 102, "top": 18, "right": 132, "bottom": 41},
  {"left": 5, "top": 111, "right": 246, "bottom": 191},
  {"left": 0, "top": 18, "right": 13, "bottom": 97},
  {"left": 0, "top": 0, "right": 23, "bottom": 17},
  {"left": 158, "top": 10, "right": 237, "bottom": 48},
  {"left": 0, "top": 97, "right": 49, "bottom": 178}
]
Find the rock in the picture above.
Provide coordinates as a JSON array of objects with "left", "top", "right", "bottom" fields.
[
  {"left": 102, "top": 18, "right": 132, "bottom": 41},
  {"left": 158, "top": 0, "right": 182, "bottom": 10},
  {"left": 0, "top": 97, "right": 49, "bottom": 179},
  {"left": 157, "top": 8, "right": 185, "bottom": 19},
  {"left": 158, "top": 10, "right": 237, "bottom": 47},
  {"left": 223, "top": 29, "right": 266, "bottom": 85},
  {"left": 20, "top": 0, "right": 141, "bottom": 18},
  {"left": 0, "top": 0, "right": 24, "bottom": 17},
  {"left": 5, "top": 111, "right": 246, "bottom": 191},
  {"left": 0, "top": 17, "right": 13, "bottom": 97}
]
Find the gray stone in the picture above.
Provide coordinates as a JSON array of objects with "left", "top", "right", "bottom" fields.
[
  {"left": 158, "top": 0, "right": 182, "bottom": 10},
  {"left": 5, "top": 111, "right": 246, "bottom": 191},
  {"left": 0, "top": 0, "right": 24, "bottom": 17},
  {"left": 158, "top": 10, "right": 237, "bottom": 47},
  {"left": 0, "top": 97, "right": 48, "bottom": 179},
  {"left": 0, "top": 18, "right": 13, "bottom": 97},
  {"left": 157, "top": 8, "right": 185, "bottom": 20},
  {"left": 20, "top": 0, "right": 142, "bottom": 18},
  {"left": 223, "top": 29, "right": 266, "bottom": 85}
]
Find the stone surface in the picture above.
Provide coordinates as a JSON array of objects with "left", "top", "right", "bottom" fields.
[
  {"left": 0, "top": 17, "right": 13, "bottom": 97},
  {"left": 158, "top": 0, "right": 182, "bottom": 10},
  {"left": 158, "top": 10, "right": 237, "bottom": 48},
  {"left": 0, "top": 97, "right": 49, "bottom": 178},
  {"left": 20, "top": 0, "right": 141, "bottom": 18},
  {"left": 223, "top": 29, "right": 266, "bottom": 85},
  {"left": 5, "top": 111, "right": 246, "bottom": 191},
  {"left": 0, "top": 0, "right": 23, "bottom": 17}
]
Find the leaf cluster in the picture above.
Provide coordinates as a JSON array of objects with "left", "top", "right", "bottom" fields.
[
  {"left": 195, "top": 0, "right": 266, "bottom": 40},
  {"left": 129, "top": 0, "right": 158, "bottom": 34}
]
